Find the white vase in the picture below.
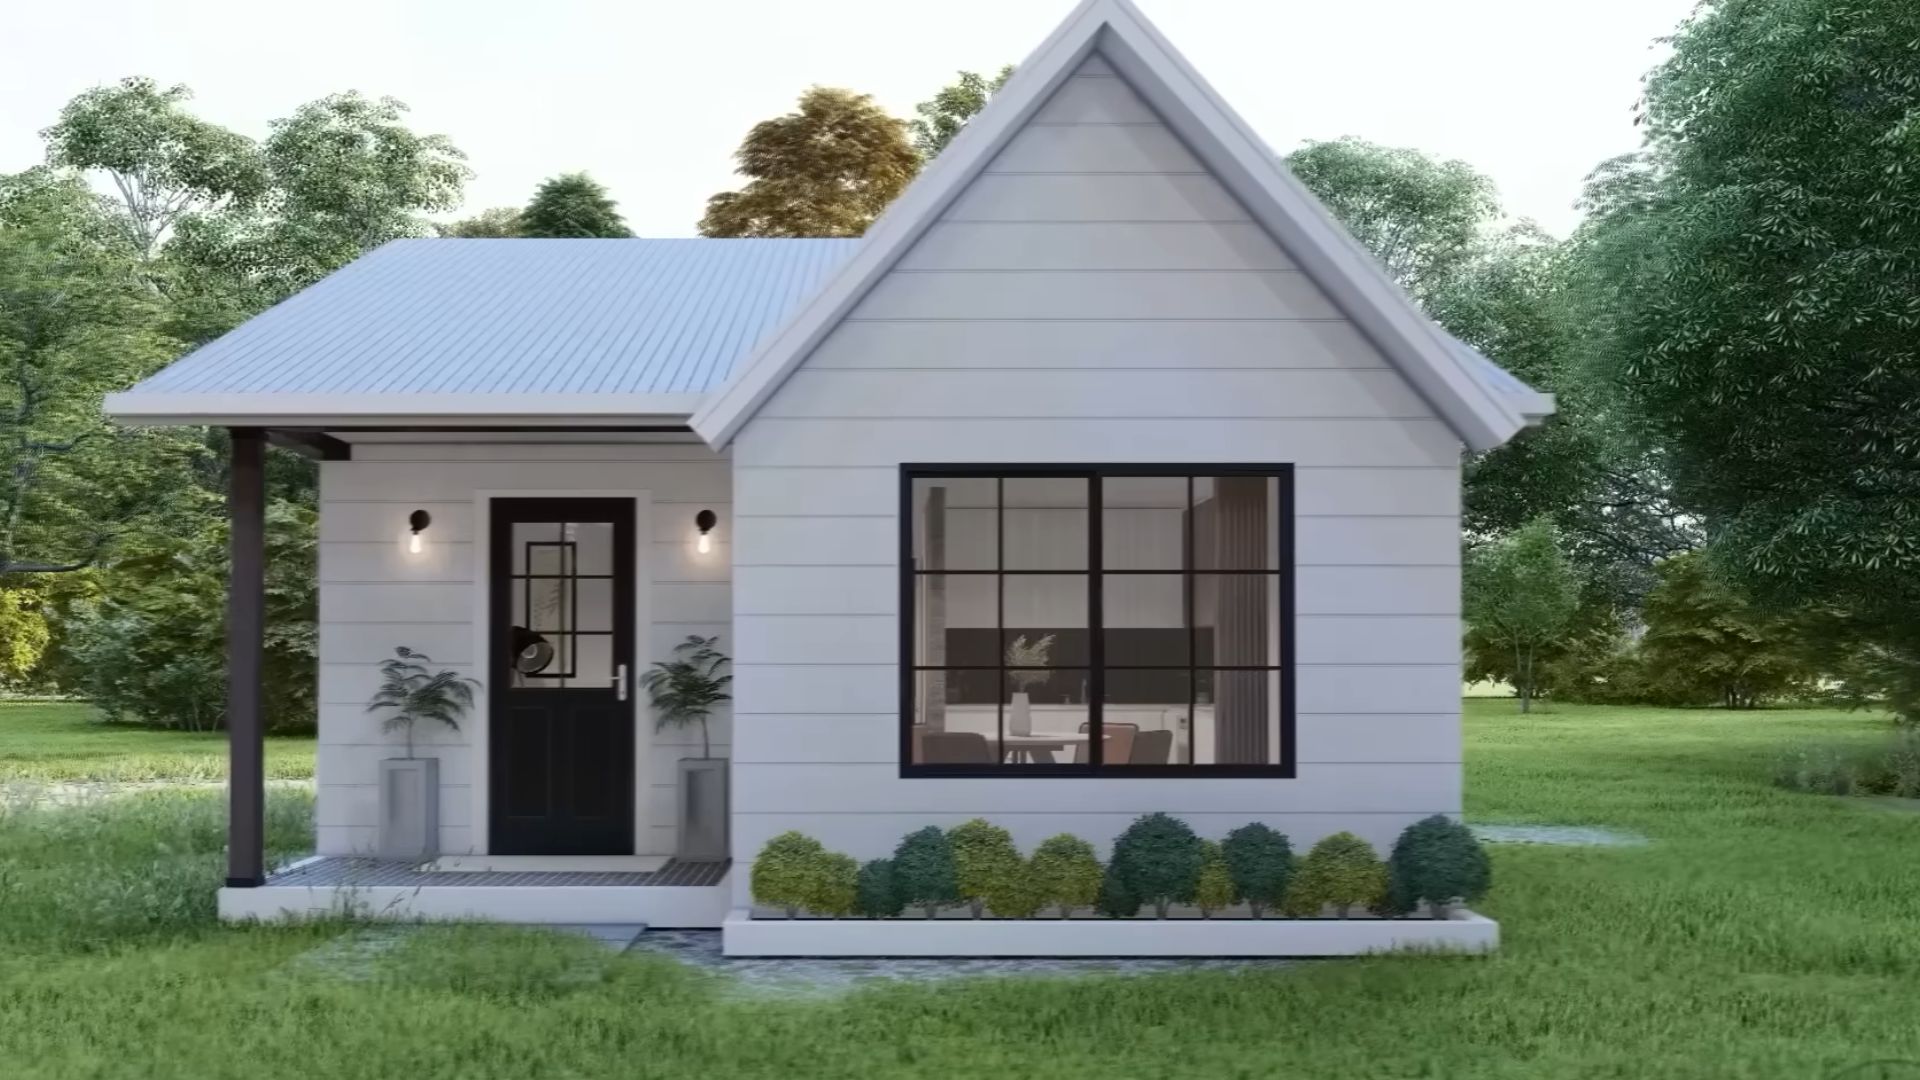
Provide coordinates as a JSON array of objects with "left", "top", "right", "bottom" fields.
[{"left": 1009, "top": 691, "right": 1033, "bottom": 736}]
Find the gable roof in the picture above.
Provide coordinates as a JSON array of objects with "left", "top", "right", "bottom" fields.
[
  {"left": 691, "top": 0, "right": 1548, "bottom": 451},
  {"left": 106, "top": 237, "right": 855, "bottom": 426}
]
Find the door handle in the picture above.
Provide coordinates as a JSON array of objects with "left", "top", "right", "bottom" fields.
[{"left": 613, "top": 663, "right": 628, "bottom": 702}]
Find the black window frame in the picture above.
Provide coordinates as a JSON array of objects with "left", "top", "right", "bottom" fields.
[{"left": 899, "top": 463, "right": 1296, "bottom": 779}]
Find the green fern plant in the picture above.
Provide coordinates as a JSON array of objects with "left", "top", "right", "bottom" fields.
[
  {"left": 640, "top": 635, "right": 732, "bottom": 759},
  {"left": 366, "top": 647, "right": 478, "bottom": 759}
]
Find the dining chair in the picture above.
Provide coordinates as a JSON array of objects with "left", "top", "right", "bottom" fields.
[
  {"left": 921, "top": 731, "right": 994, "bottom": 764},
  {"left": 1073, "top": 721, "right": 1137, "bottom": 764},
  {"left": 1130, "top": 728, "right": 1173, "bottom": 765}
]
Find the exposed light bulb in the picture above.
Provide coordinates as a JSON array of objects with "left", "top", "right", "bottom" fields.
[
  {"left": 696, "top": 532, "right": 712, "bottom": 555},
  {"left": 409, "top": 532, "right": 423, "bottom": 554}
]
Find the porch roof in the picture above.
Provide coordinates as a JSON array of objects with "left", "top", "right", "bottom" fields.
[{"left": 104, "top": 237, "right": 856, "bottom": 426}]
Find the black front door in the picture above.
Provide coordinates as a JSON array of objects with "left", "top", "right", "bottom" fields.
[{"left": 489, "top": 498, "right": 636, "bottom": 855}]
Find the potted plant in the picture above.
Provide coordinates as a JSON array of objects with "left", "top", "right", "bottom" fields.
[
  {"left": 1005, "top": 633, "right": 1055, "bottom": 734},
  {"left": 366, "top": 647, "right": 478, "bottom": 862},
  {"left": 642, "top": 634, "right": 733, "bottom": 862}
]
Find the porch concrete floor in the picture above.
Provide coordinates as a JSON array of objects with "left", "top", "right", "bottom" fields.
[{"left": 265, "top": 856, "right": 728, "bottom": 888}]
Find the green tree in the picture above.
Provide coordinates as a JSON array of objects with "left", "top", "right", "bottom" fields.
[
  {"left": 1637, "top": 552, "right": 1814, "bottom": 708},
  {"left": 0, "top": 170, "right": 201, "bottom": 575},
  {"left": 890, "top": 825, "right": 959, "bottom": 918},
  {"left": 1579, "top": 0, "right": 1920, "bottom": 718},
  {"left": 1385, "top": 815, "right": 1491, "bottom": 918},
  {"left": 170, "top": 91, "right": 468, "bottom": 314},
  {"left": 699, "top": 87, "right": 919, "bottom": 238},
  {"left": 1464, "top": 518, "right": 1580, "bottom": 712},
  {"left": 68, "top": 499, "right": 316, "bottom": 732},
  {"left": 1286, "top": 137, "right": 1497, "bottom": 303},
  {"left": 1193, "top": 840, "right": 1238, "bottom": 917},
  {"left": 439, "top": 207, "right": 522, "bottom": 238},
  {"left": 519, "top": 174, "right": 630, "bottom": 238},
  {"left": 911, "top": 66, "right": 1014, "bottom": 159},
  {"left": 42, "top": 77, "right": 267, "bottom": 259}
]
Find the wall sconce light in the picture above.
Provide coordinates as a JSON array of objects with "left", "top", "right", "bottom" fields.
[
  {"left": 694, "top": 509, "right": 717, "bottom": 554},
  {"left": 407, "top": 509, "right": 431, "bottom": 554}
]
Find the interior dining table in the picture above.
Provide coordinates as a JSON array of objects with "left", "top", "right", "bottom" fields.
[{"left": 1000, "top": 732, "right": 1090, "bottom": 764}]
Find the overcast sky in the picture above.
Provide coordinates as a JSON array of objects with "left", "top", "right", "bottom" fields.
[{"left": 0, "top": 0, "right": 1695, "bottom": 239}]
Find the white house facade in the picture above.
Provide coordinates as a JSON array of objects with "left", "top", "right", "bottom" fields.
[{"left": 105, "top": 0, "right": 1550, "bottom": 955}]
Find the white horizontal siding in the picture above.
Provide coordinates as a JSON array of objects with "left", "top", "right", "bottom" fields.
[
  {"left": 735, "top": 419, "right": 1461, "bottom": 468},
  {"left": 852, "top": 271, "right": 1339, "bottom": 321},
  {"left": 898, "top": 222, "right": 1294, "bottom": 272},
  {"left": 985, "top": 124, "right": 1203, "bottom": 174},
  {"left": 1297, "top": 567, "right": 1459, "bottom": 615},
  {"left": 944, "top": 174, "right": 1248, "bottom": 223},
  {"left": 759, "top": 369, "right": 1429, "bottom": 420},
  {"left": 1030, "top": 74, "right": 1162, "bottom": 123},
  {"left": 315, "top": 442, "right": 732, "bottom": 857},
  {"left": 805, "top": 320, "right": 1386, "bottom": 370},
  {"left": 734, "top": 567, "right": 894, "bottom": 615},
  {"left": 732, "top": 713, "right": 1458, "bottom": 766},
  {"left": 731, "top": 763, "right": 1458, "bottom": 815}
]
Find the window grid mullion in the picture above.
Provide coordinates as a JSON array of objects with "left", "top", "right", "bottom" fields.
[
  {"left": 1089, "top": 472, "right": 1103, "bottom": 770},
  {"left": 1186, "top": 475, "right": 1197, "bottom": 767}
]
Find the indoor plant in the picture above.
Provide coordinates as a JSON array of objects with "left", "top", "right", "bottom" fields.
[
  {"left": 365, "top": 646, "right": 478, "bottom": 861},
  {"left": 642, "top": 634, "right": 733, "bottom": 861}
]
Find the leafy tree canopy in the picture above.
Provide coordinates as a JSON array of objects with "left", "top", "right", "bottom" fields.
[
  {"left": 519, "top": 173, "right": 631, "bottom": 238},
  {"left": 439, "top": 206, "right": 523, "bottom": 238},
  {"left": 1579, "top": 0, "right": 1920, "bottom": 713},
  {"left": 42, "top": 77, "right": 268, "bottom": 259},
  {"left": 699, "top": 87, "right": 920, "bottom": 238},
  {"left": 1464, "top": 517, "right": 1581, "bottom": 712},
  {"left": 910, "top": 66, "right": 1014, "bottom": 159}
]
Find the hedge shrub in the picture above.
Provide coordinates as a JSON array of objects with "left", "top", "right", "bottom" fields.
[
  {"left": 1095, "top": 861, "right": 1140, "bottom": 918},
  {"left": 750, "top": 832, "right": 830, "bottom": 917},
  {"left": 1109, "top": 812, "right": 1204, "bottom": 918},
  {"left": 1386, "top": 815, "right": 1491, "bottom": 918},
  {"left": 1028, "top": 834, "right": 1103, "bottom": 918},
  {"left": 1193, "top": 840, "right": 1237, "bottom": 917},
  {"left": 891, "top": 825, "right": 959, "bottom": 918},
  {"left": 854, "top": 858, "right": 903, "bottom": 918},
  {"left": 948, "top": 818, "right": 1023, "bottom": 918},
  {"left": 1286, "top": 832, "right": 1387, "bottom": 918},
  {"left": 1222, "top": 822, "right": 1293, "bottom": 918}
]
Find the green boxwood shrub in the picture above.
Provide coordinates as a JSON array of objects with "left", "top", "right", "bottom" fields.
[
  {"left": 854, "top": 858, "right": 903, "bottom": 918},
  {"left": 1109, "top": 812, "right": 1204, "bottom": 918},
  {"left": 749, "top": 831, "right": 828, "bottom": 917},
  {"left": 812, "top": 851, "right": 859, "bottom": 917},
  {"left": 947, "top": 818, "right": 1023, "bottom": 918},
  {"left": 1193, "top": 840, "right": 1237, "bottom": 917},
  {"left": 1028, "top": 834, "right": 1103, "bottom": 918},
  {"left": 1386, "top": 815, "right": 1491, "bottom": 918},
  {"left": 1222, "top": 822, "right": 1293, "bottom": 918},
  {"left": 1095, "top": 861, "right": 1140, "bottom": 918},
  {"left": 1286, "top": 832, "right": 1387, "bottom": 918},
  {"left": 891, "top": 825, "right": 959, "bottom": 918}
]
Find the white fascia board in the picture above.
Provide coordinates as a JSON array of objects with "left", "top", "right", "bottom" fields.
[
  {"left": 691, "top": 0, "right": 1532, "bottom": 453},
  {"left": 102, "top": 392, "right": 704, "bottom": 428}
]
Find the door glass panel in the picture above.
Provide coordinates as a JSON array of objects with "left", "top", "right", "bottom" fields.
[
  {"left": 913, "top": 477, "right": 997, "bottom": 571},
  {"left": 1103, "top": 476, "right": 1186, "bottom": 570},
  {"left": 1192, "top": 476, "right": 1276, "bottom": 571},
  {"left": 1003, "top": 477, "right": 1088, "bottom": 570},
  {"left": 506, "top": 516, "right": 620, "bottom": 686}
]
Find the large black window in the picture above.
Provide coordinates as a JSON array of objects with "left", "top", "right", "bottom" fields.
[{"left": 901, "top": 466, "right": 1294, "bottom": 778}]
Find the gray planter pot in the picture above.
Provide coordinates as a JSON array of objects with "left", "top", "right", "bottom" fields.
[
  {"left": 377, "top": 757, "right": 439, "bottom": 862},
  {"left": 676, "top": 757, "right": 729, "bottom": 863}
]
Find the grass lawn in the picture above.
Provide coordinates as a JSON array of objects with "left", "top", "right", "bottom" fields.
[
  {"left": 0, "top": 701, "right": 314, "bottom": 783},
  {"left": 2, "top": 699, "right": 1918, "bottom": 1078}
]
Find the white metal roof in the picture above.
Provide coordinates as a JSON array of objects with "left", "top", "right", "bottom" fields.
[
  {"left": 692, "top": 0, "right": 1552, "bottom": 451},
  {"left": 106, "top": 237, "right": 855, "bottom": 426}
]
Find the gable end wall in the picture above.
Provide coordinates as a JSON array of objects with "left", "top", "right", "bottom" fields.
[{"left": 727, "top": 55, "right": 1462, "bottom": 904}]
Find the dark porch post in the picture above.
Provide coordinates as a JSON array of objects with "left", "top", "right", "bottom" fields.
[{"left": 226, "top": 427, "right": 267, "bottom": 887}]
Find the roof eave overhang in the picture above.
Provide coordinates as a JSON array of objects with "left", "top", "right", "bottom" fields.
[{"left": 102, "top": 392, "right": 704, "bottom": 429}]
